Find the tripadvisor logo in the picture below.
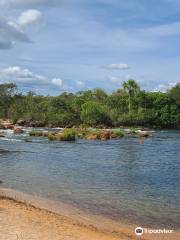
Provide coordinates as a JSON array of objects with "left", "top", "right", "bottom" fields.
[
  {"left": 135, "top": 227, "right": 143, "bottom": 236},
  {"left": 135, "top": 226, "right": 174, "bottom": 236}
]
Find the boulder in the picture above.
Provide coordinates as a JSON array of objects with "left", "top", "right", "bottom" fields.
[
  {"left": 16, "top": 119, "right": 46, "bottom": 127},
  {"left": 0, "top": 119, "right": 14, "bottom": 129},
  {"left": 86, "top": 134, "right": 99, "bottom": 140},
  {"left": 16, "top": 119, "right": 27, "bottom": 126},
  {"left": 137, "top": 131, "right": 151, "bottom": 138},
  {"left": 100, "top": 130, "right": 111, "bottom": 140},
  {"left": 0, "top": 131, "right": 5, "bottom": 137},
  {"left": 14, "top": 127, "right": 24, "bottom": 134}
]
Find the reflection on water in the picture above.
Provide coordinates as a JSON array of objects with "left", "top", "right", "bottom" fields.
[{"left": 0, "top": 129, "right": 180, "bottom": 228}]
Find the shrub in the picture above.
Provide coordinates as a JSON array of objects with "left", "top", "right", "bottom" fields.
[
  {"left": 77, "top": 129, "right": 90, "bottom": 139},
  {"left": 29, "top": 131, "right": 49, "bottom": 137},
  {"left": 29, "top": 131, "right": 43, "bottom": 137},
  {"left": 111, "top": 130, "right": 124, "bottom": 138},
  {"left": 48, "top": 133, "right": 56, "bottom": 141},
  {"left": 59, "top": 128, "right": 76, "bottom": 141},
  {"left": 80, "top": 102, "right": 111, "bottom": 126}
]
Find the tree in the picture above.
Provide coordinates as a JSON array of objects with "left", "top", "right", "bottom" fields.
[
  {"left": 123, "top": 79, "right": 140, "bottom": 112},
  {"left": 169, "top": 83, "right": 180, "bottom": 108},
  {"left": 0, "top": 83, "right": 17, "bottom": 118},
  {"left": 0, "top": 81, "right": 179, "bottom": 128},
  {"left": 81, "top": 101, "right": 111, "bottom": 126}
]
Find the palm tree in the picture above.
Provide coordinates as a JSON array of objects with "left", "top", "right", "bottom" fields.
[{"left": 123, "top": 79, "right": 140, "bottom": 112}]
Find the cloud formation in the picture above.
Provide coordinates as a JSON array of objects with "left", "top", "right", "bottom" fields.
[
  {"left": 52, "top": 78, "right": 63, "bottom": 87},
  {"left": 105, "top": 63, "right": 130, "bottom": 70},
  {"left": 0, "top": 1, "right": 179, "bottom": 94},
  {"left": 75, "top": 80, "right": 84, "bottom": 86},
  {"left": 0, "top": 66, "right": 64, "bottom": 89},
  {"left": 0, "top": 66, "right": 46, "bottom": 84},
  {"left": 0, "top": 17, "right": 31, "bottom": 49},
  {"left": 153, "top": 82, "right": 177, "bottom": 92},
  {"left": 0, "top": 8, "right": 43, "bottom": 50},
  {"left": 17, "top": 9, "right": 42, "bottom": 27}
]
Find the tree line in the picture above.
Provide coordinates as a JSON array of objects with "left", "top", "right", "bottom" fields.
[{"left": 0, "top": 80, "right": 179, "bottom": 128}]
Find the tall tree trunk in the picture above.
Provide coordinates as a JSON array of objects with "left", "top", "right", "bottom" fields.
[{"left": 128, "top": 94, "right": 131, "bottom": 112}]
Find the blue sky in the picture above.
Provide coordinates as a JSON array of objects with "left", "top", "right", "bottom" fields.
[{"left": 0, "top": 0, "right": 180, "bottom": 95}]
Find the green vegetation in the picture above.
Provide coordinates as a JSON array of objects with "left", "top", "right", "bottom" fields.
[
  {"left": 29, "top": 131, "right": 49, "bottom": 137},
  {"left": 80, "top": 102, "right": 111, "bottom": 126},
  {"left": 29, "top": 128, "right": 125, "bottom": 141},
  {"left": 111, "top": 130, "right": 124, "bottom": 138},
  {"left": 29, "top": 129, "right": 76, "bottom": 141},
  {"left": 0, "top": 80, "right": 180, "bottom": 128},
  {"left": 59, "top": 128, "right": 76, "bottom": 141}
]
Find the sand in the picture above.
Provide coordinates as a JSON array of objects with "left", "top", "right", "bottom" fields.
[
  {"left": 0, "top": 197, "right": 133, "bottom": 240},
  {"left": 0, "top": 189, "right": 179, "bottom": 240}
]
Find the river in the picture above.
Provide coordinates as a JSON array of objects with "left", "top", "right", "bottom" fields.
[{"left": 0, "top": 129, "right": 179, "bottom": 229}]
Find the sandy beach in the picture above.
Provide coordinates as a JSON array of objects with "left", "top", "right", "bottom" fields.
[
  {"left": 0, "top": 197, "right": 137, "bottom": 240},
  {"left": 0, "top": 189, "right": 179, "bottom": 240},
  {"left": 0, "top": 197, "right": 122, "bottom": 240}
]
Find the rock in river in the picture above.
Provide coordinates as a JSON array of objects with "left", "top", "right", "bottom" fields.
[{"left": 14, "top": 127, "right": 24, "bottom": 134}]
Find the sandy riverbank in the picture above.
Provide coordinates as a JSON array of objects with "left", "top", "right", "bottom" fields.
[{"left": 0, "top": 188, "right": 179, "bottom": 240}]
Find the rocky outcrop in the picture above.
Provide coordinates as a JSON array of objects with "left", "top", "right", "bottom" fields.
[
  {"left": 86, "top": 130, "right": 123, "bottom": 141},
  {"left": 16, "top": 119, "right": 45, "bottom": 127},
  {"left": 86, "top": 134, "right": 99, "bottom": 140},
  {"left": 0, "top": 131, "right": 5, "bottom": 137},
  {"left": 136, "top": 130, "right": 152, "bottom": 137},
  {"left": 14, "top": 127, "right": 24, "bottom": 134},
  {"left": 100, "top": 131, "right": 111, "bottom": 140},
  {"left": 16, "top": 119, "right": 27, "bottom": 126},
  {"left": 0, "top": 119, "right": 14, "bottom": 129}
]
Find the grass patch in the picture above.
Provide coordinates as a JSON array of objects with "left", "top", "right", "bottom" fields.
[
  {"left": 59, "top": 128, "right": 76, "bottom": 141},
  {"left": 111, "top": 130, "right": 124, "bottom": 138},
  {"left": 29, "top": 128, "right": 125, "bottom": 141}
]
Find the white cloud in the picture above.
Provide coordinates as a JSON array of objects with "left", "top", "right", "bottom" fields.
[
  {"left": 105, "top": 63, "right": 130, "bottom": 70},
  {"left": 0, "top": 66, "right": 46, "bottom": 84},
  {"left": 153, "top": 82, "right": 177, "bottom": 92},
  {"left": 17, "top": 9, "right": 42, "bottom": 27},
  {"left": 108, "top": 74, "right": 131, "bottom": 84},
  {"left": 108, "top": 72, "right": 177, "bottom": 92},
  {"left": 52, "top": 78, "right": 63, "bottom": 87},
  {"left": 108, "top": 76, "right": 122, "bottom": 84},
  {"left": 75, "top": 80, "right": 84, "bottom": 87},
  {"left": 0, "top": 66, "right": 64, "bottom": 90}
]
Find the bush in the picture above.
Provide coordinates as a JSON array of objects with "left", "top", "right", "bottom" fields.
[
  {"left": 59, "top": 128, "right": 76, "bottom": 141},
  {"left": 29, "top": 128, "right": 127, "bottom": 141},
  {"left": 29, "top": 131, "right": 52, "bottom": 137},
  {"left": 77, "top": 129, "right": 90, "bottom": 139},
  {"left": 111, "top": 130, "right": 124, "bottom": 138},
  {"left": 48, "top": 133, "right": 56, "bottom": 141},
  {"left": 81, "top": 102, "right": 111, "bottom": 126}
]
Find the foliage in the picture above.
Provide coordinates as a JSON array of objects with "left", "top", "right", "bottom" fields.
[
  {"left": 0, "top": 81, "right": 179, "bottom": 128},
  {"left": 59, "top": 128, "right": 76, "bottom": 141},
  {"left": 80, "top": 101, "right": 111, "bottom": 126},
  {"left": 29, "top": 131, "right": 49, "bottom": 137},
  {"left": 0, "top": 83, "right": 17, "bottom": 118},
  {"left": 111, "top": 130, "right": 124, "bottom": 138},
  {"left": 30, "top": 128, "right": 125, "bottom": 141}
]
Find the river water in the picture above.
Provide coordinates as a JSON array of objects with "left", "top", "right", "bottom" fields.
[{"left": 0, "top": 129, "right": 179, "bottom": 229}]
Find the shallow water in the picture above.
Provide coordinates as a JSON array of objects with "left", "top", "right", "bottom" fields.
[{"left": 0, "top": 129, "right": 179, "bottom": 229}]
